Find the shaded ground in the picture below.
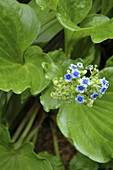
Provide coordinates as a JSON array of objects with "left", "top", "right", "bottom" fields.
[{"left": 35, "top": 112, "right": 76, "bottom": 170}]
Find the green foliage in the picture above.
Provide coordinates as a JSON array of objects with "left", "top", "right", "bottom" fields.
[
  {"left": 0, "top": 0, "right": 52, "bottom": 94},
  {"left": 38, "top": 151, "right": 65, "bottom": 170},
  {"left": 0, "top": 124, "right": 53, "bottom": 170},
  {"left": 57, "top": 0, "right": 92, "bottom": 30},
  {"left": 105, "top": 56, "right": 113, "bottom": 67},
  {"left": 101, "top": 0, "right": 113, "bottom": 15},
  {"left": 69, "top": 152, "right": 98, "bottom": 170},
  {"left": 29, "top": 0, "right": 62, "bottom": 47},
  {"left": 40, "top": 83, "right": 61, "bottom": 112},
  {"left": 57, "top": 90, "right": 113, "bottom": 162},
  {"left": 36, "top": 0, "right": 58, "bottom": 10},
  {"left": 1, "top": 0, "right": 113, "bottom": 168}
]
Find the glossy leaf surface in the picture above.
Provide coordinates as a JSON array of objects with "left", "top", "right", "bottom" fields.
[
  {"left": 57, "top": 0, "right": 92, "bottom": 30},
  {"left": 0, "top": 124, "right": 53, "bottom": 170},
  {"left": 57, "top": 69, "right": 113, "bottom": 163},
  {"left": 30, "top": 0, "right": 62, "bottom": 47},
  {"left": 40, "top": 83, "right": 61, "bottom": 112},
  {"left": 0, "top": 0, "right": 52, "bottom": 94},
  {"left": 70, "top": 152, "right": 98, "bottom": 170},
  {"left": 36, "top": 0, "right": 58, "bottom": 10}
]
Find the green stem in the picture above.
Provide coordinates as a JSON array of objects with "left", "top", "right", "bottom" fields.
[
  {"left": 25, "top": 113, "right": 47, "bottom": 144},
  {"left": 50, "top": 120, "right": 60, "bottom": 160},
  {"left": 32, "top": 113, "right": 47, "bottom": 145},
  {"left": 14, "top": 107, "right": 39, "bottom": 149},
  {"left": 12, "top": 103, "right": 39, "bottom": 142}
]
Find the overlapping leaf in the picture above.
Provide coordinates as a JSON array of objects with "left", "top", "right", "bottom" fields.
[
  {"left": 40, "top": 83, "right": 61, "bottom": 112},
  {"left": 38, "top": 151, "right": 65, "bottom": 170},
  {"left": 70, "top": 152, "right": 98, "bottom": 170},
  {"left": 57, "top": 68, "right": 113, "bottom": 163},
  {"left": 29, "top": 0, "right": 62, "bottom": 46},
  {"left": 57, "top": 0, "right": 92, "bottom": 30},
  {"left": 0, "top": 0, "right": 52, "bottom": 94},
  {"left": 101, "top": 0, "right": 113, "bottom": 15},
  {"left": 36, "top": 0, "right": 58, "bottom": 10},
  {"left": 65, "top": 14, "right": 110, "bottom": 56},
  {"left": 0, "top": 124, "right": 53, "bottom": 170}
]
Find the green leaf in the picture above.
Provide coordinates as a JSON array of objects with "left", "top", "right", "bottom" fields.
[
  {"left": 89, "top": 0, "right": 102, "bottom": 14},
  {"left": 101, "top": 0, "right": 113, "bottom": 15},
  {"left": 40, "top": 83, "right": 61, "bottom": 112},
  {"left": 91, "top": 18, "right": 113, "bottom": 43},
  {"left": 0, "top": 0, "right": 51, "bottom": 94},
  {"left": 0, "top": 0, "right": 40, "bottom": 54},
  {"left": 105, "top": 56, "right": 113, "bottom": 67},
  {"left": 99, "top": 67, "right": 113, "bottom": 92},
  {"left": 48, "top": 49, "right": 67, "bottom": 65},
  {"left": 70, "top": 152, "right": 98, "bottom": 170},
  {"left": 80, "top": 14, "right": 113, "bottom": 43},
  {"left": 42, "top": 62, "right": 63, "bottom": 80},
  {"left": 57, "top": 91, "right": 113, "bottom": 163},
  {"left": 80, "top": 14, "right": 109, "bottom": 28},
  {"left": 34, "top": 18, "right": 63, "bottom": 46},
  {"left": 0, "top": 124, "right": 53, "bottom": 170},
  {"left": 57, "top": 0, "right": 92, "bottom": 30},
  {"left": 57, "top": 69, "right": 113, "bottom": 163},
  {"left": 36, "top": 0, "right": 51, "bottom": 9},
  {"left": 29, "top": 0, "right": 63, "bottom": 47},
  {"left": 38, "top": 151, "right": 65, "bottom": 170},
  {"left": 92, "top": 45, "right": 101, "bottom": 66},
  {"left": 0, "top": 91, "right": 7, "bottom": 120},
  {"left": 64, "top": 14, "right": 111, "bottom": 56},
  {"left": 0, "top": 45, "right": 51, "bottom": 94},
  {"left": 71, "top": 37, "right": 95, "bottom": 64},
  {"left": 36, "top": 0, "right": 58, "bottom": 10}
]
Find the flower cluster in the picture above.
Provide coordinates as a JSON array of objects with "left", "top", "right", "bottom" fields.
[{"left": 51, "top": 62, "right": 109, "bottom": 107}]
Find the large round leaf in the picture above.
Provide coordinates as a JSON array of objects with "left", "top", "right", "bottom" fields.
[
  {"left": 0, "top": 46, "right": 51, "bottom": 94},
  {"left": 57, "top": 68, "right": 113, "bottom": 163},
  {"left": 57, "top": 91, "right": 113, "bottom": 163},
  {"left": 0, "top": 0, "right": 50, "bottom": 94}
]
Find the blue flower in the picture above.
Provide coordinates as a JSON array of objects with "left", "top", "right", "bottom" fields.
[
  {"left": 100, "top": 87, "right": 107, "bottom": 94},
  {"left": 75, "top": 94, "right": 84, "bottom": 104},
  {"left": 91, "top": 93, "right": 100, "bottom": 100},
  {"left": 99, "top": 85, "right": 107, "bottom": 94},
  {"left": 72, "top": 69, "right": 81, "bottom": 78},
  {"left": 81, "top": 77, "right": 90, "bottom": 86},
  {"left": 77, "top": 62, "right": 83, "bottom": 68},
  {"left": 69, "top": 64, "right": 77, "bottom": 70},
  {"left": 64, "top": 74, "right": 73, "bottom": 82},
  {"left": 76, "top": 85, "right": 86, "bottom": 93},
  {"left": 101, "top": 77, "right": 109, "bottom": 87}
]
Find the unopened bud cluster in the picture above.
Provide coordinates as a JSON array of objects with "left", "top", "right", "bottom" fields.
[{"left": 51, "top": 62, "right": 109, "bottom": 107}]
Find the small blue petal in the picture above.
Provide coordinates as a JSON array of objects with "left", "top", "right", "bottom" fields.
[
  {"left": 101, "top": 77, "right": 109, "bottom": 87},
  {"left": 72, "top": 69, "right": 81, "bottom": 78},
  {"left": 75, "top": 94, "right": 84, "bottom": 104},
  {"left": 91, "top": 93, "right": 100, "bottom": 100},
  {"left": 69, "top": 64, "right": 77, "bottom": 70},
  {"left": 64, "top": 74, "right": 73, "bottom": 82},
  {"left": 100, "top": 87, "right": 107, "bottom": 94},
  {"left": 76, "top": 85, "right": 86, "bottom": 93},
  {"left": 81, "top": 77, "right": 90, "bottom": 86},
  {"left": 77, "top": 62, "right": 83, "bottom": 68}
]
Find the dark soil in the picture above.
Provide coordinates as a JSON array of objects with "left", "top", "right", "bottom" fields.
[{"left": 35, "top": 111, "right": 76, "bottom": 170}]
